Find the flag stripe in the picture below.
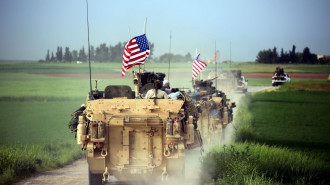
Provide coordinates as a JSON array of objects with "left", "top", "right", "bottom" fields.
[{"left": 192, "top": 55, "right": 207, "bottom": 79}]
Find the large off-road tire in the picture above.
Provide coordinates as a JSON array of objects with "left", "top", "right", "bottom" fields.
[{"left": 88, "top": 168, "right": 103, "bottom": 185}]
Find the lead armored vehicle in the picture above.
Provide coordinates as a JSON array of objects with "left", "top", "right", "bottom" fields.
[{"left": 69, "top": 71, "right": 203, "bottom": 185}]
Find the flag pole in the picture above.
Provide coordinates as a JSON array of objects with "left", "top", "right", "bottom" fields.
[
  {"left": 198, "top": 49, "right": 201, "bottom": 81},
  {"left": 85, "top": 0, "right": 93, "bottom": 100},
  {"left": 142, "top": 17, "right": 147, "bottom": 73},
  {"left": 215, "top": 40, "right": 217, "bottom": 89},
  {"left": 168, "top": 31, "right": 172, "bottom": 82}
]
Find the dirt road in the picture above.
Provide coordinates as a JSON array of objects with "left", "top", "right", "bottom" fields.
[{"left": 15, "top": 86, "right": 270, "bottom": 185}]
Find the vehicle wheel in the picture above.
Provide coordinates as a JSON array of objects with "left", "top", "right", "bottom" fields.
[
  {"left": 272, "top": 83, "right": 275, "bottom": 87},
  {"left": 243, "top": 89, "right": 247, "bottom": 93},
  {"left": 89, "top": 168, "right": 103, "bottom": 185}
]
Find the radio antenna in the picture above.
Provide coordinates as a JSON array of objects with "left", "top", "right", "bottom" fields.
[
  {"left": 86, "top": 0, "right": 93, "bottom": 100},
  {"left": 168, "top": 31, "right": 172, "bottom": 81}
]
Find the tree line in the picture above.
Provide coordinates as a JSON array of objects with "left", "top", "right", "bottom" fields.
[
  {"left": 256, "top": 45, "right": 328, "bottom": 64},
  {"left": 41, "top": 41, "right": 154, "bottom": 63},
  {"left": 40, "top": 42, "right": 193, "bottom": 63}
]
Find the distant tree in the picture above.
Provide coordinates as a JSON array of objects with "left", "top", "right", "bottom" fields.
[
  {"left": 78, "top": 46, "right": 87, "bottom": 62},
  {"left": 159, "top": 53, "right": 174, "bottom": 63},
  {"left": 256, "top": 49, "right": 272, "bottom": 64},
  {"left": 72, "top": 50, "right": 78, "bottom": 62},
  {"left": 296, "top": 52, "right": 303, "bottom": 63},
  {"left": 158, "top": 53, "right": 188, "bottom": 63},
  {"left": 109, "top": 42, "right": 123, "bottom": 62},
  {"left": 96, "top": 43, "right": 110, "bottom": 62},
  {"left": 50, "top": 52, "right": 55, "bottom": 62},
  {"left": 45, "top": 49, "right": 50, "bottom": 62},
  {"left": 56, "top": 46, "right": 63, "bottom": 62},
  {"left": 89, "top": 45, "right": 95, "bottom": 61},
  {"left": 289, "top": 45, "right": 296, "bottom": 63},
  {"left": 302, "top": 47, "right": 317, "bottom": 64},
  {"left": 185, "top": 52, "right": 192, "bottom": 62},
  {"left": 63, "top": 47, "right": 72, "bottom": 62},
  {"left": 272, "top": 47, "right": 278, "bottom": 64},
  {"left": 279, "top": 48, "right": 285, "bottom": 63}
]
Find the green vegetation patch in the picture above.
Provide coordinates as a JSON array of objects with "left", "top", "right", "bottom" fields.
[
  {"left": 201, "top": 143, "right": 328, "bottom": 185},
  {"left": 280, "top": 81, "right": 330, "bottom": 91},
  {"left": 249, "top": 87, "right": 330, "bottom": 151},
  {"left": 0, "top": 143, "right": 83, "bottom": 184}
]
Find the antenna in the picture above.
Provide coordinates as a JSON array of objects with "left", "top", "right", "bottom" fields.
[
  {"left": 230, "top": 41, "right": 232, "bottom": 68},
  {"left": 168, "top": 31, "right": 172, "bottom": 81},
  {"left": 140, "top": 17, "right": 147, "bottom": 73},
  {"left": 215, "top": 40, "right": 217, "bottom": 89},
  {"left": 85, "top": 0, "right": 93, "bottom": 100}
]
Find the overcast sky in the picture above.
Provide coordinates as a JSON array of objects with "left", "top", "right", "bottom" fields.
[{"left": 0, "top": 0, "right": 329, "bottom": 62}]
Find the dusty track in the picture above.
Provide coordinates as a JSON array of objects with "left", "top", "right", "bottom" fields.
[{"left": 15, "top": 86, "right": 271, "bottom": 185}]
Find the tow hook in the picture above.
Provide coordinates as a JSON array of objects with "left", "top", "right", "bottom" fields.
[
  {"left": 161, "top": 167, "right": 168, "bottom": 181},
  {"left": 102, "top": 167, "right": 110, "bottom": 183}
]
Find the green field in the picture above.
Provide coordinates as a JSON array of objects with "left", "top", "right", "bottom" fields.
[
  {"left": 0, "top": 62, "right": 329, "bottom": 184},
  {"left": 202, "top": 82, "right": 330, "bottom": 184}
]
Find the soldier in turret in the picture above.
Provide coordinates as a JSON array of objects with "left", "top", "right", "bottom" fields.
[{"left": 145, "top": 80, "right": 169, "bottom": 99}]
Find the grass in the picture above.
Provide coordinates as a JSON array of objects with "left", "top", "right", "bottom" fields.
[
  {"left": 248, "top": 87, "right": 330, "bottom": 152},
  {"left": 201, "top": 143, "right": 329, "bottom": 185},
  {"left": 0, "top": 61, "right": 329, "bottom": 74},
  {"left": 201, "top": 82, "right": 330, "bottom": 185},
  {"left": 0, "top": 62, "right": 329, "bottom": 184},
  {"left": 0, "top": 99, "right": 85, "bottom": 184},
  {"left": 0, "top": 143, "right": 82, "bottom": 184}
]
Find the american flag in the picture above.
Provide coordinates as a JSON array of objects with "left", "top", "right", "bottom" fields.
[
  {"left": 122, "top": 34, "right": 150, "bottom": 76},
  {"left": 214, "top": 50, "right": 219, "bottom": 61},
  {"left": 192, "top": 54, "right": 207, "bottom": 79}
]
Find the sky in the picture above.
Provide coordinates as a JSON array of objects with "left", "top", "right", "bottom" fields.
[{"left": 0, "top": 0, "right": 329, "bottom": 62}]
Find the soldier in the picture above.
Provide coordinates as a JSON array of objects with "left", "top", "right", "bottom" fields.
[
  {"left": 145, "top": 81, "right": 169, "bottom": 99},
  {"left": 162, "top": 80, "right": 171, "bottom": 94}
]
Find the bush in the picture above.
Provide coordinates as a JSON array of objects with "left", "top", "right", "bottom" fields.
[{"left": 201, "top": 143, "right": 329, "bottom": 185}]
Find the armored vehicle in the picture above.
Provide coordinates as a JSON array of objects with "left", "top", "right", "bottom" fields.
[
  {"left": 207, "top": 70, "right": 239, "bottom": 97},
  {"left": 191, "top": 78, "right": 236, "bottom": 142},
  {"left": 69, "top": 71, "right": 203, "bottom": 185}
]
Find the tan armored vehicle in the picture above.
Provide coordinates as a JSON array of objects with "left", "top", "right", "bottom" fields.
[
  {"left": 207, "top": 70, "right": 242, "bottom": 97},
  {"left": 69, "top": 72, "right": 203, "bottom": 185},
  {"left": 191, "top": 79, "right": 236, "bottom": 141}
]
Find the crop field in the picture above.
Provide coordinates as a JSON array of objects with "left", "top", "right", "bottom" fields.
[
  {"left": 208, "top": 82, "right": 330, "bottom": 184},
  {"left": 0, "top": 61, "right": 329, "bottom": 184}
]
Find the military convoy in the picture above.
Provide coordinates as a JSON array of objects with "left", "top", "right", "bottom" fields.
[
  {"left": 69, "top": 71, "right": 204, "bottom": 184},
  {"left": 69, "top": 66, "right": 237, "bottom": 184}
]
